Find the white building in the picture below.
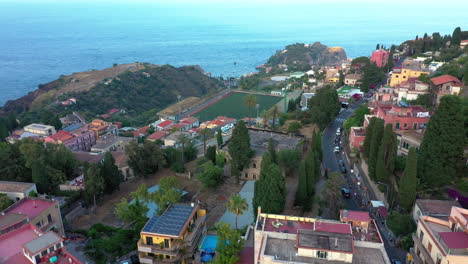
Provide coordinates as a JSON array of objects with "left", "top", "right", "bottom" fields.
[{"left": 0, "top": 181, "right": 37, "bottom": 201}]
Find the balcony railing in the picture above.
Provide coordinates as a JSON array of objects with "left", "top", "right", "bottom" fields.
[
  {"left": 138, "top": 253, "right": 181, "bottom": 264},
  {"left": 412, "top": 233, "right": 435, "bottom": 264},
  {"left": 138, "top": 239, "right": 182, "bottom": 256}
]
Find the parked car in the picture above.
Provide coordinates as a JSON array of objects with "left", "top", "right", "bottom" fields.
[
  {"left": 338, "top": 160, "right": 347, "bottom": 173},
  {"left": 334, "top": 146, "right": 340, "bottom": 153},
  {"left": 341, "top": 188, "right": 351, "bottom": 198},
  {"left": 391, "top": 260, "right": 402, "bottom": 264}
]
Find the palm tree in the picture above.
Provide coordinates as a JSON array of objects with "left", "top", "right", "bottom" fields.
[
  {"left": 177, "top": 133, "right": 191, "bottom": 163},
  {"left": 244, "top": 94, "right": 257, "bottom": 126},
  {"left": 260, "top": 110, "right": 270, "bottom": 128},
  {"left": 199, "top": 128, "right": 210, "bottom": 154},
  {"left": 226, "top": 194, "right": 248, "bottom": 229},
  {"left": 270, "top": 105, "right": 279, "bottom": 130}
]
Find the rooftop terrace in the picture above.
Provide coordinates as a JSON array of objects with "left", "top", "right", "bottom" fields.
[
  {"left": 0, "top": 224, "right": 40, "bottom": 263},
  {"left": 297, "top": 229, "right": 353, "bottom": 253},
  {"left": 4, "top": 198, "right": 54, "bottom": 220}
]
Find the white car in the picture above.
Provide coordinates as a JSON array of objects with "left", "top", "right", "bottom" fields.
[{"left": 334, "top": 146, "right": 340, "bottom": 153}]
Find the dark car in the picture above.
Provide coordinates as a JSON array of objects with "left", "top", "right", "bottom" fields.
[
  {"left": 341, "top": 188, "right": 351, "bottom": 198},
  {"left": 338, "top": 160, "right": 347, "bottom": 173}
]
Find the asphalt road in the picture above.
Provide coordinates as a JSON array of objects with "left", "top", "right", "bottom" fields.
[{"left": 321, "top": 100, "right": 407, "bottom": 263}]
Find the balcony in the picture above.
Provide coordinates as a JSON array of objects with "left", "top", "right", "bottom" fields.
[
  {"left": 138, "top": 239, "right": 183, "bottom": 256},
  {"left": 138, "top": 253, "right": 181, "bottom": 264},
  {"left": 412, "top": 233, "right": 435, "bottom": 264},
  {"left": 184, "top": 215, "right": 206, "bottom": 247}
]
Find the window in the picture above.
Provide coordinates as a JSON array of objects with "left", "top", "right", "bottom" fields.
[
  {"left": 413, "top": 123, "right": 418, "bottom": 129},
  {"left": 404, "top": 123, "right": 407, "bottom": 128},
  {"left": 35, "top": 255, "right": 41, "bottom": 263},
  {"left": 427, "top": 242, "right": 432, "bottom": 253},
  {"left": 253, "top": 174, "right": 257, "bottom": 180},
  {"left": 451, "top": 223, "right": 456, "bottom": 231},
  {"left": 164, "top": 239, "right": 170, "bottom": 248},
  {"left": 419, "top": 231, "right": 424, "bottom": 241},
  {"left": 396, "top": 122, "right": 400, "bottom": 129},
  {"left": 316, "top": 251, "right": 328, "bottom": 259},
  {"left": 49, "top": 246, "right": 54, "bottom": 253},
  {"left": 436, "top": 256, "right": 442, "bottom": 264},
  {"left": 47, "top": 214, "right": 52, "bottom": 223},
  {"left": 402, "top": 142, "right": 409, "bottom": 150},
  {"left": 41, "top": 250, "right": 48, "bottom": 256},
  {"left": 245, "top": 173, "right": 248, "bottom": 178},
  {"left": 403, "top": 76, "right": 407, "bottom": 79},
  {"left": 253, "top": 163, "right": 256, "bottom": 168},
  {"left": 146, "top": 236, "right": 153, "bottom": 245}
]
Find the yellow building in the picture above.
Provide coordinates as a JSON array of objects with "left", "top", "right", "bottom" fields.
[
  {"left": 138, "top": 203, "right": 206, "bottom": 264},
  {"left": 389, "top": 67, "right": 430, "bottom": 87}
]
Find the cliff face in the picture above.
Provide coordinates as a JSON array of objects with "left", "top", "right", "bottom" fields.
[
  {"left": 1, "top": 63, "right": 223, "bottom": 117},
  {"left": 266, "top": 42, "right": 347, "bottom": 70}
]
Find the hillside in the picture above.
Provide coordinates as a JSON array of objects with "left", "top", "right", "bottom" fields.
[
  {"left": 266, "top": 42, "right": 347, "bottom": 71},
  {"left": 1, "top": 63, "right": 224, "bottom": 122}
]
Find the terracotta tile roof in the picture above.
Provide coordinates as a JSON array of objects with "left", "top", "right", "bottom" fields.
[
  {"left": 430, "top": 75, "right": 462, "bottom": 86},
  {"left": 157, "top": 120, "right": 173, "bottom": 128},
  {"left": 0, "top": 181, "right": 35, "bottom": 193},
  {"left": 147, "top": 131, "right": 167, "bottom": 141},
  {"left": 108, "top": 108, "right": 120, "bottom": 114},
  {"left": 47, "top": 131, "right": 74, "bottom": 142},
  {"left": 340, "top": 210, "right": 371, "bottom": 222}
]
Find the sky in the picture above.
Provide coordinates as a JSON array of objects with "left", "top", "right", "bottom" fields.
[{"left": 1, "top": 0, "right": 467, "bottom": 4}]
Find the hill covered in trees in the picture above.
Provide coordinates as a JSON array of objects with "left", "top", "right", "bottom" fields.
[
  {"left": 2, "top": 64, "right": 224, "bottom": 124},
  {"left": 266, "top": 42, "right": 347, "bottom": 71}
]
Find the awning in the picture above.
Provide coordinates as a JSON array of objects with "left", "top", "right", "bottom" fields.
[
  {"left": 370, "top": 200, "right": 385, "bottom": 208},
  {"left": 378, "top": 206, "right": 388, "bottom": 218}
]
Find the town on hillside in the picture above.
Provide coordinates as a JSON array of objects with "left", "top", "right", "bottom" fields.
[{"left": 0, "top": 27, "right": 467, "bottom": 264}]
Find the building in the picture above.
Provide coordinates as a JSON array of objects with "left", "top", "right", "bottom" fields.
[
  {"left": 72, "top": 151, "right": 105, "bottom": 164},
  {"left": 1, "top": 197, "right": 65, "bottom": 236},
  {"left": 200, "top": 116, "right": 236, "bottom": 130},
  {"left": 270, "top": 90, "right": 283, "bottom": 96},
  {"left": 300, "top": 93, "right": 315, "bottom": 109},
  {"left": 374, "top": 86, "right": 394, "bottom": 103},
  {"left": 344, "top": 73, "right": 362, "bottom": 86},
  {"left": 254, "top": 208, "right": 390, "bottom": 264},
  {"left": 349, "top": 127, "right": 366, "bottom": 150},
  {"left": 88, "top": 119, "right": 117, "bottom": 139},
  {"left": 337, "top": 86, "right": 363, "bottom": 102},
  {"left": 164, "top": 131, "right": 192, "bottom": 147},
  {"left": 375, "top": 104, "right": 430, "bottom": 131},
  {"left": 396, "top": 130, "right": 425, "bottom": 156},
  {"left": 410, "top": 206, "right": 468, "bottom": 264},
  {"left": 147, "top": 131, "right": 168, "bottom": 142},
  {"left": 412, "top": 199, "right": 461, "bottom": 223},
  {"left": 179, "top": 117, "right": 200, "bottom": 130},
  {"left": 45, "top": 125, "right": 96, "bottom": 152},
  {"left": 290, "top": 72, "right": 305, "bottom": 79},
  {"left": 24, "top": 124, "right": 56, "bottom": 137},
  {"left": 394, "top": 79, "right": 430, "bottom": 102},
  {"left": 158, "top": 97, "right": 202, "bottom": 121},
  {"left": 0, "top": 181, "right": 37, "bottom": 201},
  {"left": 133, "top": 125, "right": 151, "bottom": 138},
  {"left": 138, "top": 203, "right": 206, "bottom": 264},
  {"left": 430, "top": 75, "right": 463, "bottom": 106},
  {"left": 223, "top": 129, "right": 302, "bottom": 180},
  {"left": 0, "top": 223, "right": 81, "bottom": 264},
  {"left": 460, "top": 40, "right": 468, "bottom": 49},
  {"left": 389, "top": 66, "right": 430, "bottom": 87},
  {"left": 156, "top": 120, "right": 174, "bottom": 131},
  {"left": 90, "top": 134, "right": 135, "bottom": 153},
  {"left": 371, "top": 50, "right": 390, "bottom": 68},
  {"left": 111, "top": 151, "right": 134, "bottom": 181}
]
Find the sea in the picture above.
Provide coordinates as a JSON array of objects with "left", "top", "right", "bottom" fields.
[{"left": 0, "top": 1, "right": 467, "bottom": 106}]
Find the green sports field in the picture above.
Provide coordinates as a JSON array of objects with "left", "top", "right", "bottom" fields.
[{"left": 194, "top": 92, "right": 282, "bottom": 122}]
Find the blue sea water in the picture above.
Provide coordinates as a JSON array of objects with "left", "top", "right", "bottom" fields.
[{"left": 0, "top": 1, "right": 467, "bottom": 106}]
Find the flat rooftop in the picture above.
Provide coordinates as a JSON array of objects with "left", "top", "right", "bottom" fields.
[
  {"left": 5, "top": 198, "right": 54, "bottom": 220},
  {"left": 248, "top": 129, "right": 302, "bottom": 155},
  {"left": 0, "top": 181, "right": 35, "bottom": 193},
  {"left": 416, "top": 199, "right": 460, "bottom": 218},
  {"left": 24, "top": 231, "right": 62, "bottom": 255},
  {"left": 0, "top": 224, "right": 40, "bottom": 263},
  {"left": 0, "top": 213, "right": 28, "bottom": 231},
  {"left": 297, "top": 229, "right": 353, "bottom": 253}
]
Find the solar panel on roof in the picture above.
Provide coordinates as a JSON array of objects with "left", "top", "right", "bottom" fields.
[{"left": 142, "top": 204, "right": 195, "bottom": 236}]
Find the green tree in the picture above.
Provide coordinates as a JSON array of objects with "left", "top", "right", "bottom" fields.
[
  {"left": 0, "top": 142, "right": 31, "bottom": 182},
  {"left": 375, "top": 146, "right": 387, "bottom": 183},
  {"left": 226, "top": 194, "right": 248, "bottom": 229},
  {"left": 287, "top": 99, "right": 296, "bottom": 112},
  {"left": 368, "top": 119, "right": 384, "bottom": 180},
  {"left": 213, "top": 222, "right": 244, "bottom": 264},
  {"left": 244, "top": 94, "right": 257, "bottom": 124},
  {"left": 126, "top": 140, "right": 166, "bottom": 177},
  {"left": 85, "top": 163, "right": 105, "bottom": 211},
  {"left": 253, "top": 152, "right": 285, "bottom": 216},
  {"left": 307, "top": 86, "right": 340, "bottom": 129},
  {"left": 277, "top": 149, "right": 301, "bottom": 177},
  {"left": 101, "top": 152, "right": 123, "bottom": 194},
  {"left": 0, "top": 193, "right": 14, "bottom": 211},
  {"left": 270, "top": 105, "right": 280, "bottom": 129},
  {"left": 418, "top": 95, "right": 464, "bottom": 189},
  {"left": 51, "top": 115, "right": 62, "bottom": 130},
  {"left": 322, "top": 172, "right": 345, "bottom": 219},
  {"left": 398, "top": 147, "right": 418, "bottom": 212},
  {"left": 376, "top": 44, "right": 380, "bottom": 50},
  {"left": 216, "top": 128, "right": 223, "bottom": 147},
  {"left": 199, "top": 128, "right": 210, "bottom": 154},
  {"left": 451, "top": 27, "right": 461, "bottom": 46},
  {"left": 312, "top": 130, "right": 323, "bottom": 162},
  {"left": 387, "top": 212, "right": 416, "bottom": 237},
  {"left": 228, "top": 120, "right": 253, "bottom": 183},
  {"left": 115, "top": 197, "right": 149, "bottom": 228},
  {"left": 381, "top": 124, "right": 397, "bottom": 176},
  {"left": 134, "top": 176, "right": 182, "bottom": 215},
  {"left": 215, "top": 152, "right": 227, "bottom": 168},
  {"left": 363, "top": 117, "right": 378, "bottom": 157},
  {"left": 197, "top": 161, "right": 224, "bottom": 188},
  {"left": 287, "top": 122, "right": 302, "bottom": 133},
  {"left": 305, "top": 150, "right": 318, "bottom": 196},
  {"left": 205, "top": 145, "right": 217, "bottom": 163},
  {"left": 295, "top": 160, "right": 309, "bottom": 210},
  {"left": 0, "top": 118, "right": 8, "bottom": 142},
  {"left": 7, "top": 113, "right": 18, "bottom": 132},
  {"left": 267, "top": 137, "right": 277, "bottom": 164}
]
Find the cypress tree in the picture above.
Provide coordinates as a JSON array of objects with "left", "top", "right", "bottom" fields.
[
  {"left": 381, "top": 124, "right": 397, "bottom": 175},
  {"left": 0, "top": 118, "right": 8, "bottom": 142},
  {"left": 305, "top": 150, "right": 317, "bottom": 195},
  {"left": 375, "top": 146, "right": 387, "bottom": 183},
  {"left": 32, "top": 162, "right": 49, "bottom": 193},
  {"left": 101, "top": 152, "right": 123, "bottom": 194},
  {"left": 451, "top": 27, "right": 461, "bottom": 46},
  {"left": 376, "top": 44, "right": 380, "bottom": 50},
  {"left": 268, "top": 138, "right": 277, "bottom": 164},
  {"left": 398, "top": 147, "right": 418, "bottom": 212},
  {"left": 418, "top": 95, "right": 464, "bottom": 188},
  {"left": 363, "top": 117, "right": 378, "bottom": 158},
  {"left": 368, "top": 119, "right": 384, "bottom": 180},
  {"left": 228, "top": 120, "right": 253, "bottom": 183},
  {"left": 312, "top": 131, "right": 323, "bottom": 162},
  {"left": 217, "top": 128, "right": 223, "bottom": 147},
  {"left": 253, "top": 152, "right": 285, "bottom": 215},
  {"left": 295, "top": 160, "right": 309, "bottom": 209}
]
